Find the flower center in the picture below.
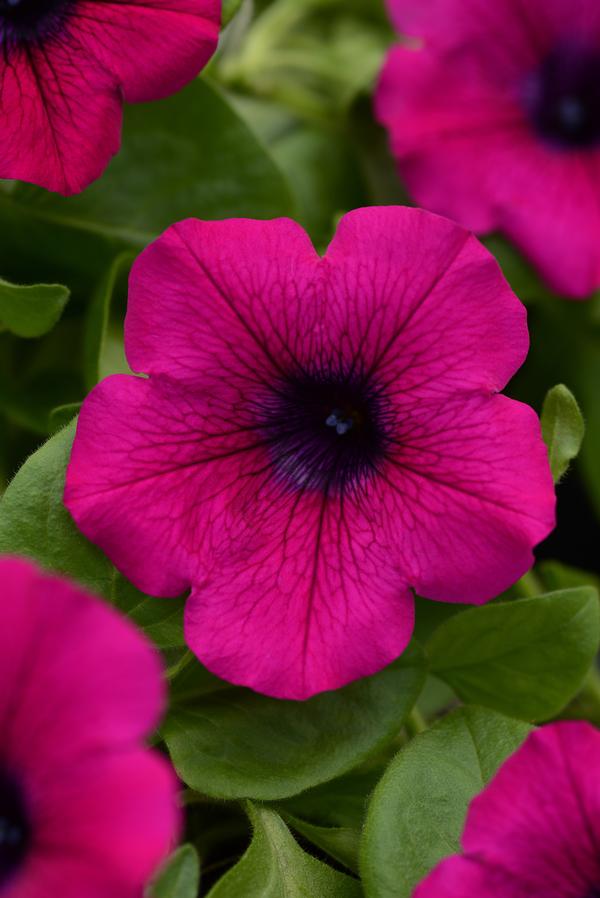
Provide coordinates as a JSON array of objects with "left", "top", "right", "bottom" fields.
[
  {"left": 526, "top": 43, "right": 600, "bottom": 148},
  {"left": 257, "top": 370, "right": 391, "bottom": 495},
  {"left": 0, "top": 769, "right": 30, "bottom": 888},
  {"left": 0, "top": 0, "right": 73, "bottom": 46}
]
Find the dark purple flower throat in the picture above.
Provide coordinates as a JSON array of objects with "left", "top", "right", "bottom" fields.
[{"left": 0, "top": 768, "right": 30, "bottom": 887}]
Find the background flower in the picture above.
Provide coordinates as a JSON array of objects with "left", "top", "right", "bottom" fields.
[
  {"left": 0, "top": 556, "right": 180, "bottom": 897},
  {"left": 64, "top": 207, "right": 555, "bottom": 700},
  {"left": 377, "top": 0, "right": 600, "bottom": 298},
  {"left": 414, "top": 721, "right": 600, "bottom": 898},
  {"left": 0, "top": 0, "right": 220, "bottom": 193}
]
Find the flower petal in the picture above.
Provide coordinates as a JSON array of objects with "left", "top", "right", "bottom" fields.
[
  {"left": 125, "top": 217, "right": 322, "bottom": 385},
  {"left": 386, "top": 0, "right": 600, "bottom": 48},
  {"left": 0, "top": 558, "right": 165, "bottom": 772},
  {"left": 0, "top": 41, "right": 121, "bottom": 194},
  {"left": 69, "top": 0, "right": 220, "bottom": 103},
  {"left": 461, "top": 722, "right": 600, "bottom": 895},
  {"left": 184, "top": 479, "right": 415, "bottom": 699},
  {"left": 27, "top": 750, "right": 180, "bottom": 893},
  {"left": 323, "top": 206, "right": 528, "bottom": 395},
  {"left": 381, "top": 393, "right": 555, "bottom": 603},
  {"left": 65, "top": 373, "right": 268, "bottom": 596},
  {"left": 413, "top": 856, "right": 531, "bottom": 898}
]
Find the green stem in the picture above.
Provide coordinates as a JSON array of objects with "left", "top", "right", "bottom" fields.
[{"left": 405, "top": 707, "right": 427, "bottom": 737}]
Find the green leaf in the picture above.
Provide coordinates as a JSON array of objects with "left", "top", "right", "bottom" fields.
[
  {"left": 222, "top": 0, "right": 245, "bottom": 26},
  {"left": 4, "top": 78, "right": 293, "bottom": 250},
  {"left": 360, "top": 707, "right": 531, "bottom": 898},
  {"left": 0, "top": 278, "right": 70, "bottom": 337},
  {"left": 0, "top": 422, "right": 185, "bottom": 648},
  {"left": 146, "top": 845, "right": 200, "bottom": 898},
  {"left": 282, "top": 814, "right": 360, "bottom": 873},
  {"left": 541, "top": 384, "right": 585, "bottom": 482},
  {"left": 206, "top": 803, "right": 361, "bottom": 897},
  {"left": 277, "top": 769, "right": 379, "bottom": 872},
  {"left": 163, "top": 646, "right": 426, "bottom": 800},
  {"left": 426, "top": 588, "right": 600, "bottom": 721},
  {"left": 48, "top": 402, "right": 82, "bottom": 433}
]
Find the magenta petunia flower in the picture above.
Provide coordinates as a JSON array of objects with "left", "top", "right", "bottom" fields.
[
  {"left": 0, "top": 0, "right": 220, "bottom": 194},
  {"left": 0, "top": 556, "right": 180, "bottom": 897},
  {"left": 376, "top": 0, "right": 600, "bottom": 298},
  {"left": 64, "top": 208, "right": 555, "bottom": 700},
  {"left": 414, "top": 721, "right": 600, "bottom": 898}
]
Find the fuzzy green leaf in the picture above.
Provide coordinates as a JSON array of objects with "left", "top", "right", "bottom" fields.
[
  {"left": 164, "top": 646, "right": 425, "bottom": 801},
  {"left": 541, "top": 384, "right": 585, "bottom": 482},
  {"left": 361, "top": 707, "right": 531, "bottom": 898},
  {"left": 207, "top": 804, "right": 361, "bottom": 897},
  {"left": 426, "top": 588, "right": 600, "bottom": 721},
  {"left": 147, "top": 845, "right": 200, "bottom": 898}
]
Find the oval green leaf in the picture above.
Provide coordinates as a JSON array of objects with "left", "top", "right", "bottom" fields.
[
  {"left": 426, "top": 588, "right": 600, "bottom": 721},
  {"left": 147, "top": 845, "right": 200, "bottom": 898},
  {"left": 541, "top": 383, "right": 585, "bottom": 483},
  {"left": 360, "top": 707, "right": 531, "bottom": 898},
  {"left": 164, "top": 646, "right": 425, "bottom": 800}
]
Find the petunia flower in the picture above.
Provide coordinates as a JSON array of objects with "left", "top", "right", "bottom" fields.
[
  {"left": 0, "top": 0, "right": 220, "bottom": 194},
  {"left": 0, "top": 556, "right": 180, "bottom": 897},
  {"left": 64, "top": 208, "right": 555, "bottom": 700},
  {"left": 413, "top": 721, "right": 600, "bottom": 898},
  {"left": 376, "top": 0, "right": 600, "bottom": 298}
]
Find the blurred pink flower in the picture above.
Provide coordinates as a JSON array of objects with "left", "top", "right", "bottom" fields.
[
  {"left": 377, "top": 0, "right": 600, "bottom": 298},
  {"left": 0, "top": 556, "right": 180, "bottom": 897},
  {"left": 65, "top": 208, "right": 555, "bottom": 700},
  {"left": 0, "top": 0, "right": 220, "bottom": 193},
  {"left": 414, "top": 721, "right": 600, "bottom": 898}
]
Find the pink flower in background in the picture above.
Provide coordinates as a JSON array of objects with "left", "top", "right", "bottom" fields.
[
  {"left": 0, "top": 0, "right": 220, "bottom": 194},
  {"left": 414, "top": 721, "right": 600, "bottom": 898},
  {"left": 0, "top": 557, "right": 179, "bottom": 897},
  {"left": 377, "top": 0, "right": 600, "bottom": 298},
  {"left": 64, "top": 208, "right": 555, "bottom": 700}
]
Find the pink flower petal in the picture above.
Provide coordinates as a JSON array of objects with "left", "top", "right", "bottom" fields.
[
  {"left": 0, "top": 558, "right": 180, "bottom": 897},
  {"left": 323, "top": 207, "right": 528, "bottom": 395},
  {"left": 0, "top": 42, "right": 122, "bottom": 195},
  {"left": 69, "top": 0, "right": 220, "bottom": 103},
  {"left": 387, "top": 0, "right": 600, "bottom": 48},
  {"left": 125, "top": 217, "right": 322, "bottom": 385},
  {"left": 184, "top": 479, "right": 415, "bottom": 699},
  {"left": 413, "top": 856, "right": 530, "bottom": 898},
  {"left": 0, "top": 558, "right": 165, "bottom": 772},
  {"left": 30, "top": 750, "right": 180, "bottom": 889},
  {"left": 462, "top": 723, "right": 600, "bottom": 895},
  {"left": 381, "top": 394, "right": 555, "bottom": 603}
]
